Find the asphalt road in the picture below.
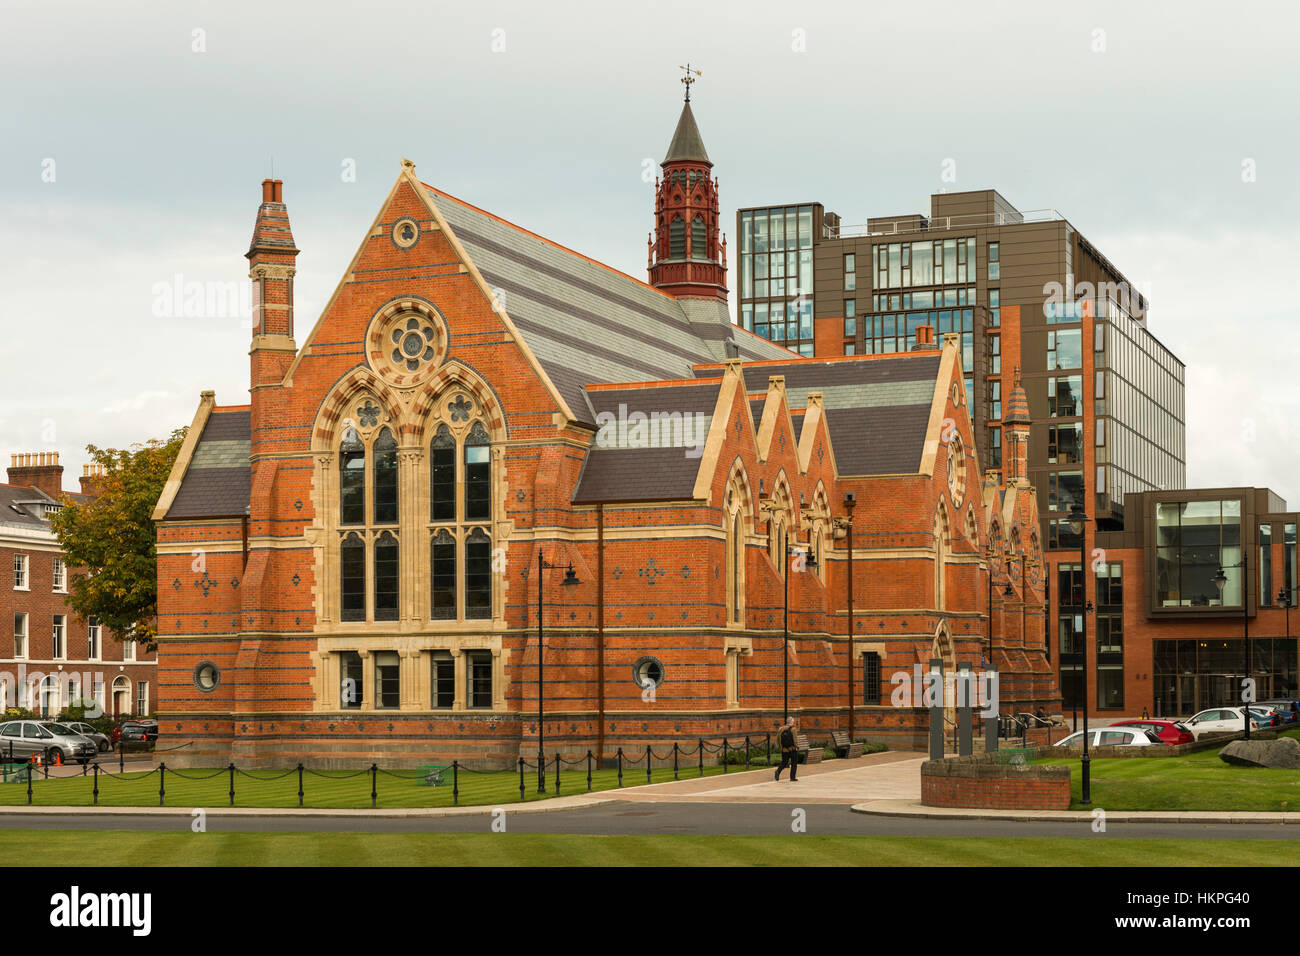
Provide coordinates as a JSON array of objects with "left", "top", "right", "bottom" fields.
[{"left": 1, "top": 801, "right": 1298, "bottom": 839}]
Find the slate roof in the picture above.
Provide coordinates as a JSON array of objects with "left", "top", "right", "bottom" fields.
[
  {"left": 427, "top": 186, "right": 792, "bottom": 425},
  {"left": 705, "top": 354, "right": 943, "bottom": 476},
  {"left": 167, "top": 408, "right": 251, "bottom": 519},
  {"left": 663, "top": 101, "right": 711, "bottom": 164},
  {"left": 0, "top": 483, "right": 57, "bottom": 535},
  {"left": 572, "top": 382, "right": 719, "bottom": 503}
]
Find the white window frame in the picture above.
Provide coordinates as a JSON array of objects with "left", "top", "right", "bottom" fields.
[
  {"left": 88, "top": 617, "right": 101, "bottom": 661},
  {"left": 135, "top": 681, "right": 149, "bottom": 717},
  {"left": 13, "top": 612, "right": 28, "bottom": 660},
  {"left": 123, "top": 639, "right": 136, "bottom": 662},
  {"left": 52, "top": 614, "right": 65, "bottom": 660},
  {"left": 52, "top": 556, "right": 66, "bottom": 592},
  {"left": 13, "top": 553, "right": 28, "bottom": 591}
]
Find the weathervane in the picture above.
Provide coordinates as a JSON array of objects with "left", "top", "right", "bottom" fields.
[{"left": 679, "top": 63, "right": 701, "bottom": 102}]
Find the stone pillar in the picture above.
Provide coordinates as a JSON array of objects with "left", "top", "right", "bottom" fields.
[{"left": 358, "top": 649, "right": 373, "bottom": 712}]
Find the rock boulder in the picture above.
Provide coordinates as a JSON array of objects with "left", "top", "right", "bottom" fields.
[{"left": 1218, "top": 737, "right": 1300, "bottom": 769}]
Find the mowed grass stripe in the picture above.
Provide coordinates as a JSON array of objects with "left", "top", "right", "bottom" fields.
[{"left": 0, "top": 832, "right": 1294, "bottom": 866}]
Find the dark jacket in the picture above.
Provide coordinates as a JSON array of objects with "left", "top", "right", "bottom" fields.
[{"left": 779, "top": 726, "right": 797, "bottom": 752}]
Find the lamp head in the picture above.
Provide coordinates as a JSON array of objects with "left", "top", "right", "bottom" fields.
[
  {"left": 1067, "top": 506, "right": 1089, "bottom": 536},
  {"left": 561, "top": 563, "right": 580, "bottom": 587},
  {"left": 1213, "top": 567, "right": 1228, "bottom": 595}
]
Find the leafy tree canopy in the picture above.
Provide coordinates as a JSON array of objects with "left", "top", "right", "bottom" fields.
[{"left": 48, "top": 429, "right": 186, "bottom": 651}]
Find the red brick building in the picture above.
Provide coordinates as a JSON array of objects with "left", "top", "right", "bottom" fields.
[
  {"left": 1, "top": 453, "right": 156, "bottom": 718},
  {"left": 152, "top": 98, "right": 1059, "bottom": 767}
]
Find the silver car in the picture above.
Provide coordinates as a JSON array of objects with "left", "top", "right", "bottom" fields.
[
  {"left": 0, "top": 720, "right": 97, "bottom": 765},
  {"left": 63, "top": 721, "right": 111, "bottom": 752}
]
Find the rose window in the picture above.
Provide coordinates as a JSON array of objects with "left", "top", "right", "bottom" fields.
[{"left": 390, "top": 318, "right": 438, "bottom": 372}]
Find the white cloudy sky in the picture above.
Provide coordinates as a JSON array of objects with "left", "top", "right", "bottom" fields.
[{"left": 1, "top": 0, "right": 1296, "bottom": 504}]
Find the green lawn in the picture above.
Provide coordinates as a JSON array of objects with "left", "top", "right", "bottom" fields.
[
  {"left": 1041, "top": 729, "right": 1300, "bottom": 811},
  {"left": 0, "top": 761, "right": 747, "bottom": 809},
  {"left": 0, "top": 831, "right": 1292, "bottom": 866}
]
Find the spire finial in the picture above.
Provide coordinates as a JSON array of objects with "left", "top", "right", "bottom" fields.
[
  {"left": 679, "top": 63, "right": 701, "bottom": 102},
  {"left": 1013, "top": 365, "right": 1022, "bottom": 387}
]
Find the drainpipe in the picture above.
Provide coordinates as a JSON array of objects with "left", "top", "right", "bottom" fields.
[{"left": 596, "top": 504, "right": 606, "bottom": 763}]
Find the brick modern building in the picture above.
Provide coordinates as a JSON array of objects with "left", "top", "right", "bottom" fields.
[
  {"left": 0, "top": 453, "right": 157, "bottom": 718},
  {"left": 152, "top": 95, "right": 1058, "bottom": 767}
]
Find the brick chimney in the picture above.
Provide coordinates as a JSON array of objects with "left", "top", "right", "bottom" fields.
[
  {"left": 7, "top": 452, "right": 64, "bottom": 498},
  {"left": 247, "top": 178, "right": 299, "bottom": 461},
  {"left": 910, "top": 324, "right": 938, "bottom": 351},
  {"left": 79, "top": 462, "right": 109, "bottom": 498}
]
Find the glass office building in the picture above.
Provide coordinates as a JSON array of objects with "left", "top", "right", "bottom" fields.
[{"left": 736, "top": 204, "right": 822, "bottom": 356}]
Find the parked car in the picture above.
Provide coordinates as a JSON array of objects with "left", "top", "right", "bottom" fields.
[
  {"left": 1054, "top": 727, "right": 1162, "bottom": 748},
  {"left": 1109, "top": 718, "right": 1194, "bottom": 746},
  {"left": 112, "top": 719, "right": 159, "bottom": 747},
  {"left": 0, "top": 721, "right": 97, "bottom": 765},
  {"left": 1258, "top": 700, "right": 1300, "bottom": 723},
  {"left": 1247, "top": 705, "right": 1284, "bottom": 728},
  {"left": 1183, "top": 707, "right": 1260, "bottom": 739},
  {"left": 62, "top": 721, "right": 111, "bottom": 752}
]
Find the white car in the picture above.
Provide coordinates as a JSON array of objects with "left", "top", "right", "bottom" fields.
[
  {"left": 1183, "top": 707, "right": 1259, "bottom": 739},
  {"left": 1054, "top": 727, "right": 1161, "bottom": 748}
]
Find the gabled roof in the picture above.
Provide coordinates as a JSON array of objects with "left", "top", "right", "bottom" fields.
[
  {"left": 697, "top": 353, "right": 943, "bottom": 476},
  {"left": 165, "top": 407, "right": 251, "bottom": 519},
  {"left": 426, "top": 185, "right": 790, "bottom": 425},
  {"left": 572, "top": 381, "right": 720, "bottom": 503},
  {"left": 0, "top": 483, "right": 57, "bottom": 535},
  {"left": 664, "top": 101, "right": 710, "bottom": 164}
]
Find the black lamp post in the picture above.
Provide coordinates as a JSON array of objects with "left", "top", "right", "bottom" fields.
[
  {"left": 537, "top": 552, "right": 579, "bottom": 792},
  {"left": 1067, "top": 505, "right": 1092, "bottom": 803},
  {"left": 782, "top": 537, "right": 817, "bottom": 722},
  {"left": 1214, "top": 559, "right": 1251, "bottom": 739},
  {"left": 834, "top": 494, "right": 857, "bottom": 740}
]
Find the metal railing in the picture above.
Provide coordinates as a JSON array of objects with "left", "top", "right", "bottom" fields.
[{"left": 836, "top": 208, "right": 1063, "bottom": 239}]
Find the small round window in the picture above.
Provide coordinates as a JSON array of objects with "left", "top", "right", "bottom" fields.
[
  {"left": 391, "top": 217, "right": 420, "bottom": 249},
  {"left": 194, "top": 662, "right": 221, "bottom": 692},
  {"left": 633, "top": 656, "right": 664, "bottom": 690}
]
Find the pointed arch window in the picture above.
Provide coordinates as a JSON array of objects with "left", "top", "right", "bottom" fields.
[
  {"left": 465, "top": 527, "right": 492, "bottom": 619},
  {"left": 430, "top": 425, "right": 456, "bottom": 521},
  {"left": 465, "top": 422, "right": 491, "bottom": 521},
  {"left": 691, "top": 216, "right": 707, "bottom": 259},
  {"left": 372, "top": 428, "right": 398, "bottom": 524},
  {"left": 339, "top": 427, "right": 365, "bottom": 525},
  {"left": 373, "top": 531, "right": 400, "bottom": 622},
  {"left": 340, "top": 532, "right": 366, "bottom": 622},
  {"left": 731, "top": 511, "right": 743, "bottom": 623},
  {"left": 669, "top": 216, "right": 686, "bottom": 259},
  {"left": 431, "top": 529, "right": 456, "bottom": 620}
]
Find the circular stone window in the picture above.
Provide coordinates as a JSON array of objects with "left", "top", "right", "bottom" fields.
[
  {"left": 193, "top": 662, "right": 221, "bottom": 692},
  {"left": 366, "top": 298, "right": 448, "bottom": 386},
  {"left": 946, "top": 434, "right": 966, "bottom": 507},
  {"left": 391, "top": 217, "right": 420, "bottom": 249},
  {"left": 633, "top": 656, "right": 665, "bottom": 690}
]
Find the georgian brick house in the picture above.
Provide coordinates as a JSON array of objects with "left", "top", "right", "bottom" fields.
[{"left": 152, "top": 97, "right": 1058, "bottom": 767}]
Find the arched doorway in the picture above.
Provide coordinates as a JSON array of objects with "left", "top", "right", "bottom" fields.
[
  {"left": 111, "top": 676, "right": 131, "bottom": 718},
  {"left": 930, "top": 621, "right": 958, "bottom": 742}
]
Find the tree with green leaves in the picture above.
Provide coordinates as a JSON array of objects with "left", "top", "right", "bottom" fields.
[{"left": 48, "top": 429, "right": 186, "bottom": 652}]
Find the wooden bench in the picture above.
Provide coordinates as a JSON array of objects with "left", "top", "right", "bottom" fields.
[
  {"left": 829, "top": 731, "right": 863, "bottom": 759},
  {"left": 796, "top": 733, "right": 823, "bottom": 764}
]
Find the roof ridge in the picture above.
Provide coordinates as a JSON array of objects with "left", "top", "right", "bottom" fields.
[
  {"left": 587, "top": 377, "right": 723, "bottom": 392},
  {"left": 422, "top": 182, "right": 678, "bottom": 302}
]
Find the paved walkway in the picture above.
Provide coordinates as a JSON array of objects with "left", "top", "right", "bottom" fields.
[
  {"left": 853, "top": 799, "right": 1300, "bottom": 824},
  {"left": 607, "top": 751, "right": 924, "bottom": 804}
]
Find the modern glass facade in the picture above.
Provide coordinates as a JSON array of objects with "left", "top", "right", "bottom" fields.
[
  {"left": 1154, "top": 639, "right": 1297, "bottom": 713},
  {"left": 738, "top": 205, "right": 819, "bottom": 356},
  {"left": 1155, "top": 499, "right": 1243, "bottom": 607},
  {"left": 859, "top": 306, "right": 975, "bottom": 399}
]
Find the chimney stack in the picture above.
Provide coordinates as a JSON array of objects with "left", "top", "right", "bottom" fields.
[
  {"left": 911, "top": 324, "right": 938, "bottom": 351},
  {"left": 7, "top": 452, "right": 64, "bottom": 498},
  {"left": 79, "top": 462, "right": 109, "bottom": 498}
]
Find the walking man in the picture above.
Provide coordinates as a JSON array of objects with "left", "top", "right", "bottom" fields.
[{"left": 774, "top": 717, "right": 799, "bottom": 782}]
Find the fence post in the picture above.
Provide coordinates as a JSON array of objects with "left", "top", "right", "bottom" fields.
[
  {"left": 646, "top": 745, "right": 652, "bottom": 784},
  {"left": 722, "top": 738, "right": 728, "bottom": 773},
  {"left": 555, "top": 753, "right": 561, "bottom": 794},
  {"left": 43, "top": 755, "right": 48, "bottom": 780},
  {"left": 26, "top": 758, "right": 32, "bottom": 805},
  {"left": 228, "top": 763, "right": 235, "bottom": 807},
  {"left": 698, "top": 738, "right": 704, "bottom": 778},
  {"left": 452, "top": 760, "right": 459, "bottom": 806},
  {"left": 518, "top": 757, "right": 525, "bottom": 802},
  {"left": 297, "top": 763, "right": 304, "bottom": 808},
  {"left": 158, "top": 763, "right": 166, "bottom": 806},
  {"left": 370, "top": 763, "right": 377, "bottom": 809},
  {"left": 92, "top": 763, "right": 99, "bottom": 805},
  {"left": 767, "top": 733, "right": 771, "bottom": 765},
  {"left": 745, "top": 735, "right": 751, "bottom": 770},
  {"left": 586, "top": 751, "right": 592, "bottom": 792},
  {"left": 119, "top": 748, "right": 124, "bottom": 775},
  {"left": 617, "top": 748, "right": 623, "bottom": 788},
  {"left": 673, "top": 742, "right": 679, "bottom": 781}
]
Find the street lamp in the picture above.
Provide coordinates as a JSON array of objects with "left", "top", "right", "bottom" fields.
[
  {"left": 1280, "top": 587, "right": 1293, "bottom": 699},
  {"left": 782, "top": 536, "right": 817, "bottom": 722},
  {"left": 833, "top": 493, "right": 857, "bottom": 740},
  {"left": 1214, "top": 560, "right": 1251, "bottom": 739},
  {"left": 537, "top": 551, "right": 579, "bottom": 792},
  {"left": 1067, "top": 505, "right": 1092, "bottom": 804}
]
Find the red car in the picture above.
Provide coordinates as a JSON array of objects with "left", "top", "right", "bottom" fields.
[{"left": 1109, "top": 719, "right": 1194, "bottom": 746}]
